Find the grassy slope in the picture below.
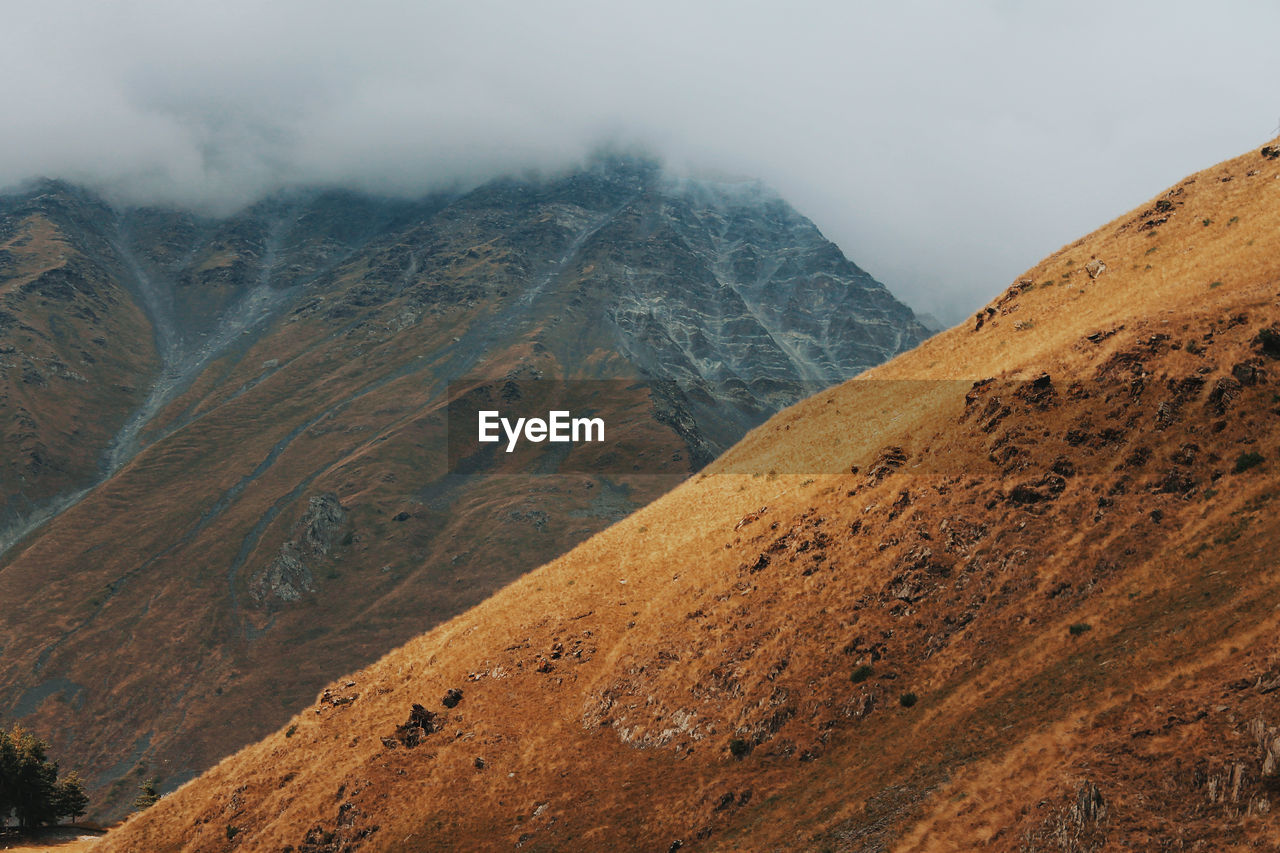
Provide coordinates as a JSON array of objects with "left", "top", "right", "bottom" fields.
[
  {"left": 0, "top": 211, "right": 157, "bottom": 512},
  {"left": 0, "top": 199, "right": 691, "bottom": 816},
  {"left": 96, "top": 142, "right": 1280, "bottom": 851}
]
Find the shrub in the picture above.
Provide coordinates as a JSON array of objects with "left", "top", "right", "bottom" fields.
[
  {"left": 1235, "top": 451, "right": 1265, "bottom": 473},
  {"left": 1069, "top": 623, "right": 1092, "bottom": 636},
  {"left": 728, "top": 738, "right": 751, "bottom": 759},
  {"left": 899, "top": 692, "right": 918, "bottom": 708},
  {"left": 285, "top": 724, "right": 298, "bottom": 738},
  {"left": 850, "top": 664, "right": 874, "bottom": 684}
]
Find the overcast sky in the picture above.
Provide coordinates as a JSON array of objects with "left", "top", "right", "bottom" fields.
[{"left": 3, "top": 1, "right": 1277, "bottom": 324}]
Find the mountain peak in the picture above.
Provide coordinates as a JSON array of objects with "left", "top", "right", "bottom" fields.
[{"left": 0, "top": 159, "right": 926, "bottom": 819}]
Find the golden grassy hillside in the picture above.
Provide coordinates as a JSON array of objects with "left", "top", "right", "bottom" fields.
[{"left": 95, "top": 141, "right": 1280, "bottom": 851}]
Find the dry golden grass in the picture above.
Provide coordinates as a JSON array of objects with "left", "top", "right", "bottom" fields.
[{"left": 94, "top": 139, "right": 1280, "bottom": 851}]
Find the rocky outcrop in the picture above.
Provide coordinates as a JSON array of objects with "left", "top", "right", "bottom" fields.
[
  {"left": 390, "top": 704, "right": 439, "bottom": 748},
  {"left": 250, "top": 494, "right": 348, "bottom": 605}
]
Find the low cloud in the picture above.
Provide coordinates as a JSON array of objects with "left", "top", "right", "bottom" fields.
[{"left": 3, "top": 1, "right": 1277, "bottom": 323}]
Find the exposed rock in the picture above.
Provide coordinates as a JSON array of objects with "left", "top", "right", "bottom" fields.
[
  {"left": 1017, "top": 372, "right": 1055, "bottom": 407},
  {"left": 866, "top": 446, "right": 908, "bottom": 480},
  {"left": 294, "top": 803, "right": 380, "bottom": 853},
  {"left": 1232, "top": 359, "right": 1268, "bottom": 385},
  {"left": 393, "top": 703, "right": 440, "bottom": 748},
  {"left": 297, "top": 494, "right": 347, "bottom": 554},
  {"left": 1024, "top": 781, "right": 1108, "bottom": 852},
  {"left": 1207, "top": 376, "right": 1241, "bottom": 414},
  {"left": 253, "top": 544, "right": 315, "bottom": 604},
  {"left": 734, "top": 506, "right": 768, "bottom": 530},
  {"left": 1085, "top": 258, "right": 1107, "bottom": 279},
  {"left": 251, "top": 494, "right": 349, "bottom": 605},
  {"left": 318, "top": 687, "right": 358, "bottom": 710},
  {"left": 882, "top": 545, "right": 950, "bottom": 604}
]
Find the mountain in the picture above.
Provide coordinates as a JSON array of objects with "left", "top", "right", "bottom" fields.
[
  {"left": 0, "top": 156, "right": 929, "bottom": 818},
  {"left": 91, "top": 140, "right": 1280, "bottom": 851}
]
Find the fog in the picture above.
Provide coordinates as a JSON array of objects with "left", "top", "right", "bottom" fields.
[{"left": 3, "top": 1, "right": 1277, "bottom": 323}]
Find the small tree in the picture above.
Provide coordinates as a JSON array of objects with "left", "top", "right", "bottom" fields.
[
  {"left": 55, "top": 772, "right": 89, "bottom": 824},
  {"left": 10, "top": 729, "right": 60, "bottom": 829},
  {"left": 133, "top": 778, "right": 160, "bottom": 811}
]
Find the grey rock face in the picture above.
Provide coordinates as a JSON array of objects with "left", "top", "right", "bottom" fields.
[
  {"left": 610, "top": 175, "right": 923, "bottom": 390},
  {"left": 393, "top": 155, "right": 931, "bottom": 456},
  {"left": 592, "top": 170, "right": 929, "bottom": 448},
  {"left": 251, "top": 494, "right": 348, "bottom": 605},
  {"left": 253, "top": 544, "right": 314, "bottom": 604}
]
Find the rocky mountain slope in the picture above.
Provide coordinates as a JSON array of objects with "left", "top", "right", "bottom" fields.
[
  {"left": 0, "top": 157, "right": 927, "bottom": 817},
  {"left": 92, "top": 140, "right": 1280, "bottom": 851}
]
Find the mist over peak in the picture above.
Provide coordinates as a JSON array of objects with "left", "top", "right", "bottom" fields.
[{"left": 4, "top": 1, "right": 1277, "bottom": 323}]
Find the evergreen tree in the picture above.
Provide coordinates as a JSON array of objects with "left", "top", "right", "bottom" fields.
[
  {"left": 0, "top": 728, "right": 17, "bottom": 825},
  {"left": 10, "top": 729, "right": 59, "bottom": 829},
  {"left": 55, "top": 772, "right": 88, "bottom": 823},
  {"left": 132, "top": 777, "right": 160, "bottom": 811},
  {"left": 0, "top": 726, "right": 89, "bottom": 829}
]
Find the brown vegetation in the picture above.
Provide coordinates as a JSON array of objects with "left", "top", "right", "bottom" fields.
[{"left": 95, "top": 142, "right": 1280, "bottom": 850}]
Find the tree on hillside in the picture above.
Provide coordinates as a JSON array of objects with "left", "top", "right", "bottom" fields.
[
  {"left": 0, "top": 726, "right": 88, "bottom": 830},
  {"left": 55, "top": 772, "right": 88, "bottom": 823},
  {"left": 133, "top": 778, "right": 160, "bottom": 811}
]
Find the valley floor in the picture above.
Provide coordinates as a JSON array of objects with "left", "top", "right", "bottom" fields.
[{"left": 0, "top": 827, "right": 104, "bottom": 853}]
